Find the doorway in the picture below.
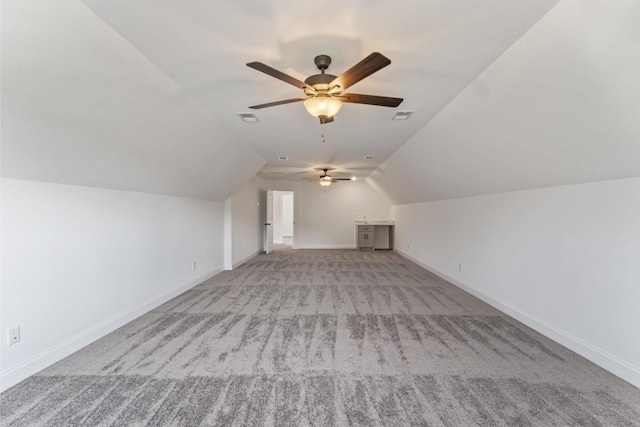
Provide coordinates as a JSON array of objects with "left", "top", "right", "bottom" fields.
[{"left": 273, "top": 191, "right": 294, "bottom": 247}]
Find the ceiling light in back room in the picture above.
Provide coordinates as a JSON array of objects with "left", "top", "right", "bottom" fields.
[{"left": 319, "top": 177, "right": 332, "bottom": 187}]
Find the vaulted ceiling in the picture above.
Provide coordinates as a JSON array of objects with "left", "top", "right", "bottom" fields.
[{"left": 3, "top": 1, "right": 640, "bottom": 203}]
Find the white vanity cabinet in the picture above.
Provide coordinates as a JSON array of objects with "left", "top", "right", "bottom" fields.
[
  {"left": 358, "top": 225, "right": 375, "bottom": 250},
  {"left": 356, "top": 221, "right": 394, "bottom": 250}
]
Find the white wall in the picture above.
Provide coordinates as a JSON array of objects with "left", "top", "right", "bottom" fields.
[
  {"left": 297, "top": 181, "right": 391, "bottom": 249},
  {"left": 1, "top": 178, "right": 225, "bottom": 391},
  {"left": 223, "top": 198, "right": 233, "bottom": 270},
  {"left": 368, "top": 2, "right": 640, "bottom": 206},
  {"left": 228, "top": 176, "right": 265, "bottom": 268},
  {"left": 391, "top": 177, "right": 640, "bottom": 388},
  {"left": 228, "top": 177, "right": 298, "bottom": 268},
  {"left": 226, "top": 177, "right": 392, "bottom": 265}
]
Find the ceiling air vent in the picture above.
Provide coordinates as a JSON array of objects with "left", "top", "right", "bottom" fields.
[
  {"left": 392, "top": 110, "right": 414, "bottom": 120},
  {"left": 278, "top": 156, "right": 289, "bottom": 161},
  {"left": 364, "top": 156, "right": 375, "bottom": 160},
  {"left": 238, "top": 113, "right": 259, "bottom": 123}
]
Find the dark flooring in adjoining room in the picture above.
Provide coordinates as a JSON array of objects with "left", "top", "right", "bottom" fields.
[{"left": 2, "top": 247, "right": 639, "bottom": 426}]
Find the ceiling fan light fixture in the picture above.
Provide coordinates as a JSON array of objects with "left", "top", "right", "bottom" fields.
[
  {"left": 304, "top": 95, "right": 342, "bottom": 119},
  {"left": 319, "top": 175, "right": 333, "bottom": 187}
]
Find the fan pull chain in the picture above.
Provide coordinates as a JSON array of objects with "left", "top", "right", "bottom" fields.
[{"left": 321, "top": 123, "right": 326, "bottom": 143}]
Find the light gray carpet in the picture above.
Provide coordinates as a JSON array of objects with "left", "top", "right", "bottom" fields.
[{"left": 2, "top": 248, "right": 639, "bottom": 426}]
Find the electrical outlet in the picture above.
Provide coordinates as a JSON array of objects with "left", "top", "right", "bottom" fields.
[
  {"left": 192, "top": 261, "right": 197, "bottom": 270},
  {"left": 8, "top": 327, "right": 20, "bottom": 345},
  {"left": 458, "top": 262, "right": 463, "bottom": 271}
]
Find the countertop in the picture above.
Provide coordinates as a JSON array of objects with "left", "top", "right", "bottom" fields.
[{"left": 355, "top": 220, "right": 395, "bottom": 226}]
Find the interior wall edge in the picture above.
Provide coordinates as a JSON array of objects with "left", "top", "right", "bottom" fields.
[
  {"left": 394, "top": 248, "right": 639, "bottom": 388},
  {"left": 293, "top": 244, "right": 357, "bottom": 250},
  {"left": 0, "top": 267, "right": 222, "bottom": 392},
  {"left": 232, "top": 251, "right": 261, "bottom": 270},
  {"left": 389, "top": 177, "right": 640, "bottom": 389}
]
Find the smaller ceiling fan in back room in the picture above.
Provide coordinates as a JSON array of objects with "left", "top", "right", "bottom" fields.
[
  {"left": 246, "top": 52, "right": 403, "bottom": 124},
  {"left": 304, "top": 168, "right": 353, "bottom": 187}
]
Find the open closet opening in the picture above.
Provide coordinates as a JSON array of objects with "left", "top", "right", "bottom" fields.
[{"left": 272, "top": 191, "right": 294, "bottom": 247}]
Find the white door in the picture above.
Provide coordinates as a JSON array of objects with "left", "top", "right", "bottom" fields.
[{"left": 264, "top": 190, "right": 274, "bottom": 254}]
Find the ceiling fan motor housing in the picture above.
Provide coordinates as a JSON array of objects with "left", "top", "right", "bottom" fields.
[
  {"left": 305, "top": 55, "right": 338, "bottom": 95},
  {"left": 304, "top": 73, "right": 337, "bottom": 94}
]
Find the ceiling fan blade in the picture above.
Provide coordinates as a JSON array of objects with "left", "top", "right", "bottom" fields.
[
  {"left": 249, "top": 98, "right": 307, "bottom": 109},
  {"left": 335, "top": 93, "right": 403, "bottom": 107},
  {"left": 304, "top": 179, "right": 338, "bottom": 183},
  {"left": 329, "top": 52, "right": 391, "bottom": 92},
  {"left": 247, "top": 62, "right": 316, "bottom": 92}
]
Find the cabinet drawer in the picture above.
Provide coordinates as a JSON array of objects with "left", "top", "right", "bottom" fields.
[{"left": 358, "top": 225, "right": 374, "bottom": 232}]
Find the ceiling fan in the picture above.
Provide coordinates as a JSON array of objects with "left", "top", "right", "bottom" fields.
[
  {"left": 246, "top": 52, "right": 403, "bottom": 124},
  {"left": 304, "top": 168, "right": 353, "bottom": 187},
  {"left": 258, "top": 165, "right": 377, "bottom": 181}
]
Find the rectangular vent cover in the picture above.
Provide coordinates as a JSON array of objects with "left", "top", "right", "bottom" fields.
[
  {"left": 238, "top": 113, "right": 259, "bottom": 122},
  {"left": 392, "top": 110, "right": 414, "bottom": 120}
]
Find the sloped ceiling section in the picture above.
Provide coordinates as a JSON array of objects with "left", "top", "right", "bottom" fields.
[
  {"left": 2, "top": 0, "right": 561, "bottom": 201},
  {"left": 370, "top": 0, "right": 640, "bottom": 204},
  {"left": 2, "top": 0, "right": 265, "bottom": 200},
  {"left": 77, "top": 0, "right": 559, "bottom": 175}
]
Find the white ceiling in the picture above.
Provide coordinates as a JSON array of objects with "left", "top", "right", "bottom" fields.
[
  {"left": 3, "top": 0, "right": 639, "bottom": 202},
  {"left": 370, "top": 0, "right": 640, "bottom": 204}
]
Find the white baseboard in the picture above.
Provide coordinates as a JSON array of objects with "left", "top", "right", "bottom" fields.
[
  {"left": 293, "top": 244, "right": 356, "bottom": 250},
  {"left": 394, "top": 248, "right": 640, "bottom": 389},
  {"left": 232, "top": 251, "right": 260, "bottom": 269},
  {"left": 0, "top": 267, "right": 223, "bottom": 392}
]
